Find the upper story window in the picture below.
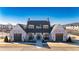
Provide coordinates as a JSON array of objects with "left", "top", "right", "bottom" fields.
[
  {"left": 43, "top": 25, "right": 49, "bottom": 29},
  {"left": 36, "top": 25, "right": 42, "bottom": 29},
  {"left": 28, "top": 25, "right": 34, "bottom": 29}
]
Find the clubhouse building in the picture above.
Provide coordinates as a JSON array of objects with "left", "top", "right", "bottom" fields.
[{"left": 9, "top": 18, "right": 68, "bottom": 42}]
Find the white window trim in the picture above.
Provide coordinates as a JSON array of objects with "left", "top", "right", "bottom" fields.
[
  {"left": 43, "top": 25, "right": 49, "bottom": 29},
  {"left": 28, "top": 25, "right": 34, "bottom": 29}
]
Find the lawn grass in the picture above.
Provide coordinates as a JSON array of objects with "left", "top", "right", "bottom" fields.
[{"left": 66, "top": 29, "right": 79, "bottom": 36}]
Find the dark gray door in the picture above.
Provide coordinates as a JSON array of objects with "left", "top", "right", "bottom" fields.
[
  {"left": 56, "top": 34, "right": 63, "bottom": 42},
  {"left": 14, "top": 34, "right": 22, "bottom": 42},
  {"left": 36, "top": 34, "right": 42, "bottom": 40}
]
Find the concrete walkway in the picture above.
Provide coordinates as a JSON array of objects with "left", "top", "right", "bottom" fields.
[{"left": 36, "top": 39, "right": 43, "bottom": 48}]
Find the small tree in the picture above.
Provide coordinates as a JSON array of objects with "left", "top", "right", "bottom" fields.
[
  {"left": 66, "top": 37, "right": 72, "bottom": 42},
  {"left": 4, "top": 36, "right": 8, "bottom": 42}
]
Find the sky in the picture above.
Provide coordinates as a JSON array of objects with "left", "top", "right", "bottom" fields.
[{"left": 0, "top": 7, "right": 79, "bottom": 25}]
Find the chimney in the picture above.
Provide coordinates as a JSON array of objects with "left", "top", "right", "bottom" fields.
[
  {"left": 47, "top": 17, "right": 49, "bottom": 21},
  {"left": 28, "top": 18, "right": 30, "bottom": 21}
]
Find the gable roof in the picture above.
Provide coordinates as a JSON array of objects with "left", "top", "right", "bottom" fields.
[
  {"left": 50, "top": 25, "right": 55, "bottom": 32},
  {"left": 18, "top": 24, "right": 27, "bottom": 33},
  {"left": 51, "top": 24, "right": 65, "bottom": 32}
]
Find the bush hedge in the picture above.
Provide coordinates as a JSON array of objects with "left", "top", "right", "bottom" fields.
[
  {"left": 66, "top": 37, "right": 72, "bottom": 42},
  {"left": 4, "top": 36, "right": 8, "bottom": 42}
]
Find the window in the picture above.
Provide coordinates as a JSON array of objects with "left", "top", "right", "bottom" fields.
[
  {"left": 43, "top": 33, "right": 49, "bottom": 36},
  {"left": 36, "top": 25, "right": 41, "bottom": 29},
  {"left": 28, "top": 25, "right": 34, "bottom": 29},
  {"left": 43, "top": 25, "right": 49, "bottom": 29}
]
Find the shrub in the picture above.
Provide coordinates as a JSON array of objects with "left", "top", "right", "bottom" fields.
[
  {"left": 66, "top": 37, "right": 72, "bottom": 42},
  {"left": 4, "top": 36, "right": 8, "bottom": 42}
]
